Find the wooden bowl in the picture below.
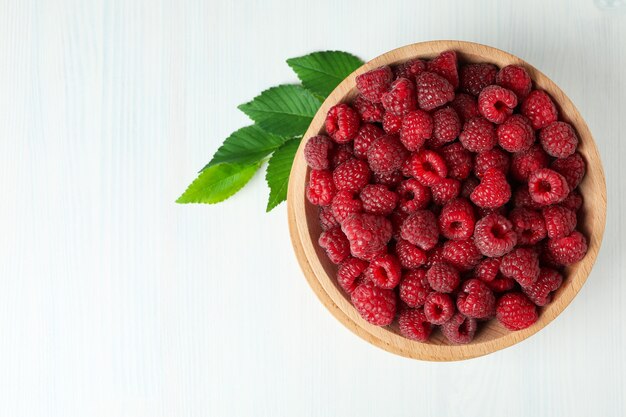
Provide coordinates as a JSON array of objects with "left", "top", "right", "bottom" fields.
[{"left": 287, "top": 40, "right": 607, "bottom": 361}]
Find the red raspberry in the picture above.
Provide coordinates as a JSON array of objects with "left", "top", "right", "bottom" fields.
[
  {"left": 381, "top": 77, "right": 417, "bottom": 116},
  {"left": 333, "top": 158, "right": 370, "bottom": 193},
  {"left": 398, "top": 308, "right": 432, "bottom": 341},
  {"left": 496, "top": 292, "right": 538, "bottom": 330},
  {"left": 351, "top": 282, "right": 396, "bottom": 326},
  {"left": 431, "top": 178, "right": 461, "bottom": 205},
  {"left": 459, "top": 117, "right": 497, "bottom": 152},
  {"left": 337, "top": 257, "right": 369, "bottom": 294},
  {"left": 451, "top": 93, "right": 480, "bottom": 123},
  {"left": 394, "top": 58, "right": 426, "bottom": 79},
  {"left": 523, "top": 267, "right": 563, "bottom": 306},
  {"left": 364, "top": 253, "right": 402, "bottom": 289},
  {"left": 395, "top": 239, "right": 427, "bottom": 269},
  {"left": 355, "top": 66, "right": 393, "bottom": 103},
  {"left": 400, "top": 110, "right": 433, "bottom": 151},
  {"left": 373, "top": 170, "right": 404, "bottom": 188},
  {"left": 509, "top": 207, "right": 547, "bottom": 245},
  {"left": 396, "top": 179, "right": 432, "bottom": 213},
  {"left": 341, "top": 213, "right": 393, "bottom": 261},
  {"left": 461, "top": 177, "right": 480, "bottom": 199},
  {"left": 304, "top": 135, "right": 334, "bottom": 170},
  {"left": 331, "top": 190, "right": 362, "bottom": 223},
  {"left": 546, "top": 230, "right": 588, "bottom": 265},
  {"left": 441, "top": 313, "right": 477, "bottom": 344},
  {"left": 473, "top": 213, "right": 518, "bottom": 257},
  {"left": 415, "top": 71, "right": 455, "bottom": 111},
  {"left": 427, "top": 50, "right": 459, "bottom": 88},
  {"left": 443, "top": 239, "right": 483, "bottom": 271},
  {"left": 496, "top": 65, "right": 532, "bottom": 100},
  {"left": 400, "top": 210, "right": 439, "bottom": 251},
  {"left": 367, "top": 134, "right": 408, "bottom": 174},
  {"left": 430, "top": 107, "right": 461, "bottom": 148},
  {"left": 520, "top": 90, "right": 558, "bottom": 130},
  {"left": 539, "top": 121, "right": 578, "bottom": 159},
  {"left": 475, "top": 258, "right": 516, "bottom": 292},
  {"left": 500, "top": 247, "right": 540, "bottom": 288},
  {"left": 489, "top": 277, "right": 516, "bottom": 293},
  {"left": 353, "top": 123, "right": 384, "bottom": 160},
  {"left": 425, "top": 244, "right": 446, "bottom": 268},
  {"left": 474, "top": 147, "right": 510, "bottom": 178},
  {"left": 528, "top": 168, "right": 570, "bottom": 205},
  {"left": 318, "top": 227, "right": 350, "bottom": 264},
  {"left": 511, "top": 144, "right": 550, "bottom": 182},
  {"left": 512, "top": 187, "right": 540, "bottom": 209},
  {"left": 439, "top": 198, "right": 475, "bottom": 240},
  {"left": 399, "top": 269, "right": 430, "bottom": 307},
  {"left": 424, "top": 292, "right": 455, "bottom": 324},
  {"left": 542, "top": 204, "right": 577, "bottom": 239},
  {"left": 561, "top": 189, "right": 583, "bottom": 212},
  {"left": 353, "top": 95, "right": 385, "bottom": 123},
  {"left": 460, "top": 63, "right": 497, "bottom": 96},
  {"left": 478, "top": 85, "right": 518, "bottom": 124},
  {"left": 457, "top": 279, "right": 496, "bottom": 319},
  {"left": 551, "top": 152, "right": 586, "bottom": 190},
  {"left": 325, "top": 103, "right": 360, "bottom": 144},
  {"left": 426, "top": 262, "right": 460, "bottom": 293},
  {"left": 496, "top": 114, "right": 535, "bottom": 153},
  {"left": 442, "top": 142, "right": 473, "bottom": 180},
  {"left": 360, "top": 184, "right": 397, "bottom": 216},
  {"left": 470, "top": 168, "right": 511, "bottom": 208},
  {"left": 330, "top": 144, "right": 353, "bottom": 169},
  {"left": 403, "top": 149, "right": 448, "bottom": 186},
  {"left": 318, "top": 206, "right": 339, "bottom": 230},
  {"left": 306, "top": 169, "right": 336, "bottom": 206},
  {"left": 382, "top": 111, "right": 402, "bottom": 134}
]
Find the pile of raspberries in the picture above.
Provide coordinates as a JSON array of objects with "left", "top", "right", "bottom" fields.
[{"left": 304, "top": 50, "right": 587, "bottom": 344}]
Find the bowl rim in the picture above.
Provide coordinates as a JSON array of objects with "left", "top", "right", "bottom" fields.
[{"left": 287, "top": 40, "right": 607, "bottom": 361}]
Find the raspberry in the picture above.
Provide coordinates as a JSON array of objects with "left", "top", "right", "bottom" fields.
[
  {"left": 470, "top": 168, "right": 511, "bottom": 208},
  {"left": 478, "top": 85, "right": 518, "bottom": 124},
  {"left": 496, "top": 292, "right": 538, "bottom": 331},
  {"left": 427, "top": 50, "right": 459, "bottom": 89},
  {"left": 457, "top": 279, "right": 496, "bottom": 319},
  {"left": 398, "top": 308, "right": 432, "bottom": 341},
  {"left": 306, "top": 169, "right": 336, "bottom": 206},
  {"left": 459, "top": 117, "right": 497, "bottom": 152},
  {"left": 355, "top": 66, "right": 393, "bottom": 103},
  {"left": 542, "top": 204, "right": 577, "bottom": 239},
  {"left": 451, "top": 93, "right": 480, "bottom": 123},
  {"left": 304, "top": 135, "right": 334, "bottom": 170},
  {"left": 373, "top": 170, "right": 403, "bottom": 188},
  {"left": 341, "top": 213, "right": 393, "bottom": 261},
  {"left": 539, "top": 121, "right": 578, "bottom": 159},
  {"left": 475, "top": 257, "right": 501, "bottom": 283},
  {"left": 333, "top": 158, "right": 371, "bottom": 193},
  {"left": 424, "top": 244, "right": 445, "bottom": 268},
  {"left": 400, "top": 210, "right": 439, "bottom": 251},
  {"left": 424, "top": 292, "right": 455, "bottom": 324},
  {"left": 353, "top": 123, "right": 384, "bottom": 160},
  {"left": 415, "top": 71, "right": 455, "bottom": 111},
  {"left": 400, "top": 110, "right": 433, "bottom": 151},
  {"left": 403, "top": 149, "right": 448, "bottom": 186},
  {"left": 351, "top": 282, "right": 396, "bottom": 326},
  {"left": 353, "top": 94, "right": 385, "bottom": 123},
  {"left": 561, "top": 189, "right": 583, "bottom": 212},
  {"left": 460, "top": 63, "right": 497, "bottom": 96},
  {"left": 488, "top": 277, "right": 516, "bottom": 292},
  {"left": 360, "top": 184, "right": 397, "bottom": 216},
  {"left": 399, "top": 269, "right": 430, "bottom": 307},
  {"left": 523, "top": 267, "right": 563, "bottom": 306},
  {"left": 396, "top": 179, "right": 432, "bottom": 213},
  {"left": 430, "top": 107, "right": 461, "bottom": 148},
  {"left": 381, "top": 77, "right": 417, "bottom": 116},
  {"left": 331, "top": 190, "right": 363, "bottom": 223},
  {"left": 443, "top": 239, "right": 483, "bottom": 271},
  {"left": 337, "top": 257, "right": 369, "bottom": 294},
  {"left": 330, "top": 144, "right": 354, "bottom": 169},
  {"left": 439, "top": 198, "right": 475, "bottom": 240},
  {"left": 426, "top": 262, "right": 460, "bottom": 293},
  {"left": 551, "top": 152, "right": 586, "bottom": 190},
  {"left": 461, "top": 177, "right": 480, "bottom": 198},
  {"left": 546, "top": 231, "right": 588, "bottom": 265},
  {"left": 474, "top": 147, "right": 510, "bottom": 178},
  {"left": 367, "top": 134, "right": 408, "bottom": 174},
  {"left": 395, "top": 238, "right": 427, "bottom": 269},
  {"left": 442, "top": 142, "right": 473, "bottom": 180},
  {"left": 431, "top": 178, "right": 461, "bottom": 205},
  {"left": 520, "top": 90, "right": 558, "bottom": 130},
  {"left": 496, "top": 65, "right": 532, "bottom": 100},
  {"left": 364, "top": 253, "right": 402, "bottom": 289},
  {"left": 509, "top": 207, "right": 547, "bottom": 245},
  {"left": 511, "top": 144, "right": 550, "bottom": 182},
  {"left": 512, "top": 187, "right": 542, "bottom": 210},
  {"left": 325, "top": 103, "right": 360, "bottom": 144},
  {"left": 394, "top": 58, "right": 426, "bottom": 79},
  {"left": 318, "top": 206, "right": 339, "bottom": 230},
  {"left": 382, "top": 111, "right": 402, "bottom": 134},
  {"left": 473, "top": 213, "right": 518, "bottom": 257},
  {"left": 318, "top": 227, "right": 350, "bottom": 264},
  {"left": 441, "top": 313, "right": 477, "bottom": 344},
  {"left": 500, "top": 247, "right": 540, "bottom": 288},
  {"left": 528, "top": 168, "right": 570, "bottom": 205},
  {"left": 496, "top": 114, "right": 535, "bottom": 153}
]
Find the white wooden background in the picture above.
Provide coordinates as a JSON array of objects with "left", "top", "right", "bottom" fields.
[{"left": 0, "top": 0, "right": 625, "bottom": 416}]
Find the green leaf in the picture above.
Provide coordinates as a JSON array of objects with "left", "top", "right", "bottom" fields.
[
  {"left": 202, "top": 125, "right": 289, "bottom": 171},
  {"left": 265, "top": 137, "right": 301, "bottom": 212},
  {"left": 287, "top": 51, "right": 364, "bottom": 97},
  {"left": 177, "top": 162, "right": 260, "bottom": 204},
  {"left": 238, "top": 85, "right": 322, "bottom": 137}
]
